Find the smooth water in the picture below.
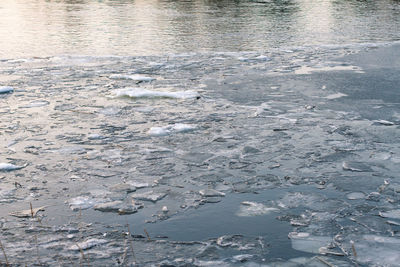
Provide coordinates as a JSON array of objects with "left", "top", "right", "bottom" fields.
[{"left": 1, "top": 0, "right": 400, "bottom": 58}]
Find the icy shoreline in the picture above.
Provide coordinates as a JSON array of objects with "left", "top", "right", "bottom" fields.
[{"left": 0, "top": 43, "right": 400, "bottom": 266}]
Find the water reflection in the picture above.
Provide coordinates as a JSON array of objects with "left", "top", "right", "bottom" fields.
[{"left": 0, "top": 0, "right": 399, "bottom": 58}]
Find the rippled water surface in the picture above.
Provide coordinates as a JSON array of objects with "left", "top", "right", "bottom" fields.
[{"left": 1, "top": 0, "right": 400, "bottom": 58}]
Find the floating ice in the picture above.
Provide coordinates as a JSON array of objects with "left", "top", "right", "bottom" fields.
[
  {"left": 67, "top": 196, "right": 98, "bottom": 211},
  {"left": 199, "top": 189, "right": 225, "bottom": 197},
  {"left": 69, "top": 238, "right": 108, "bottom": 251},
  {"left": 93, "top": 201, "right": 123, "bottom": 212},
  {"left": 342, "top": 161, "right": 373, "bottom": 172},
  {"left": 88, "top": 133, "right": 105, "bottom": 140},
  {"left": 379, "top": 209, "right": 400, "bottom": 220},
  {"left": 0, "top": 86, "right": 14, "bottom": 94},
  {"left": 373, "top": 119, "right": 395, "bottom": 126},
  {"left": 10, "top": 206, "right": 46, "bottom": 218},
  {"left": 109, "top": 74, "right": 155, "bottom": 82},
  {"left": 0, "top": 163, "right": 24, "bottom": 171},
  {"left": 148, "top": 127, "right": 171, "bottom": 136},
  {"left": 236, "top": 201, "right": 279, "bottom": 217},
  {"left": 110, "top": 183, "right": 136, "bottom": 193},
  {"left": 20, "top": 100, "right": 49, "bottom": 108},
  {"left": 112, "top": 88, "right": 199, "bottom": 99},
  {"left": 148, "top": 123, "right": 197, "bottom": 136},
  {"left": 351, "top": 235, "right": 400, "bottom": 266},
  {"left": 325, "top": 93, "right": 348, "bottom": 99},
  {"left": 131, "top": 191, "right": 167, "bottom": 203},
  {"left": 288, "top": 232, "right": 332, "bottom": 254},
  {"left": 346, "top": 192, "right": 365, "bottom": 200}
]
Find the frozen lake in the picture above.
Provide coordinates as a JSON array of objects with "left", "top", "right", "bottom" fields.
[{"left": 0, "top": 0, "right": 400, "bottom": 266}]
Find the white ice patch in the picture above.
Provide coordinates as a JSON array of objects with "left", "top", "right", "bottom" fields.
[
  {"left": 0, "top": 163, "right": 24, "bottom": 171},
  {"left": 112, "top": 88, "right": 199, "bottom": 99},
  {"left": 67, "top": 196, "right": 102, "bottom": 211},
  {"left": 373, "top": 119, "right": 395, "bottom": 126},
  {"left": 236, "top": 201, "right": 279, "bottom": 217},
  {"left": 69, "top": 238, "right": 108, "bottom": 251},
  {"left": 288, "top": 232, "right": 332, "bottom": 254},
  {"left": 346, "top": 192, "right": 365, "bottom": 200},
  {"left": 324, "top": 93, "right": 348, "bottom": 99},
  {"left": 0, "top": 86, "right": 14, "bottom": 94},
  {"left": 148, "top": 124, "right": 197, "bottom": 136},
  {"left": 295, "top": 65, "right": 364, "bottom": 75},
  {"left": 109, "top": 74, "right": 155, "bottom": 82}
]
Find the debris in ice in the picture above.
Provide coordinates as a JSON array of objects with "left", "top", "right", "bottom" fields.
[
  {"left": 346, "top": 192, "right": 365, "bottom": 200},
  {"left": 379, "top": 209, "right": 400, "bottom": 220},
  {"left": 68, "top": 238, "right": 108, "bottom": 251},
  {"left": 373, "top": 119, "right": 395, "bottom": 126},
  {"left": 67, "top": 196, "right": 99, "bottom": 211},
  {"left": 148, "top": 123, "right": 197, "bottom": 136},
  {"left": 199, "top": 189, "right": 225, "bottom": 197},
  {"left": 9, "top": 206, "right": 46, "bottom": 218},
  {"left": 324, "top": 93, "right": 348, "bottom": 99},
  {"left": 131, "top": 191, "right": 167, "bottom": 203},
  {"left": 162, "top": 206, "right": 169, "bottom": 213},
  {"left": 288, "top": 232, "right": 332, "bottom": 254},
  {"left": 112, "top": 88, "right": 199, "bottom": 99},
  {"left": 110, "top": 183, "right": 136, "bottom": 193},
  {"left": 0, "top": 86, "right": 14, "bottom": 94},
  {"left": 236, "top": 201, "right": 279, "bottom": 217},
  {"left": 0, "top": 163, "right": 24, "bottom": 171},
  {"left": 342, "top": 161, "right": 373, "bottom": 172},
  {"left": 109, "top": 74, "right": 155, "bottom": 82}
]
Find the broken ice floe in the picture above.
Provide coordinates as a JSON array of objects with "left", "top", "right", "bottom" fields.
[
  {"left": 10, "top": 206, "right": 46, "bottom": 218},
  {"left": 0, "top": 86, "right": 14, "bottom": 94},
  {"left": 199, "top": 189, "right": 225, "bottom": 197},
  {"left": 93, "top": 200, "right": 143, "bottom": 214},
  {"left": 0, "top": 162, "right": 24, "bottom": 171},
  {"left": 69, "top": 238, "right": 108, "bottom": 251},
  {"left": 373, "top": 119, "right": 395, "bottom": 126},
  {"left": 324, "top": 93, "right": 348, "bottom": 99},
  {"left": 131, "top": 191, "right": 167, "bottom": 203},
  {"left": 288, "top": 232, "right": 333, "bottom": 254},
  {"left": 346, "top": 192, "right": 365, "bottom": 200},
  {"left": 342, "top": 161, "right": 373, "bottom": 172},
  {"left": 109, "top": 74, "right": 155, "bottom": 82},
  {"left": 236, "top": 201, "right": 279, "bottom": 217},
  {"left": 148, "top": 123, "right": 197, "bottom": 136},
  {"left": 349, "top": 235, "right": 400, "bottom": 266},
  {"left": 112, "top": 88, "right": 199, "bottom": 99},
  {"left": 379, "top": 209, "right": 400, "bottom": 220},
  {"left": 67, "top": 196, "right": 101, "bottom": 211}
]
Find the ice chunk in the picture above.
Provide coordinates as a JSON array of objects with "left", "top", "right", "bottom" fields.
[
  {"left": 148, "top": 127, "right": 171, "bottom": 136},
  {"left": 109, "top": 74, "right": 155, "bottom": 82},
  {"left": 236, "top": 201, "right": 279, "bottom": 217},
  {"left": 288, "top": 232, "right": 332, "bottom": 254},
  {"left": 67, "top": 196, "right": 98, "bottom": 211},
  {"left": 10, "top": 206, "right": 46, "bottom": 218},
  {"left": 0, "top": 163, "right": 24, "bottom": 171},
  {"left": 342, "top": 161, "right": 373, "bottom": 172},
  {"left": 109, "top": 183, "right": 136, "bottom": 193},
  {"left": 148, "top": 123, "right": 196, "bottom": 136},
  {"left": 0, "top": 86, "right": 13, "bottom": 94},
  {"left": 131, "top": 191, "right": 167, "bottom": 203},
  {"left": 199, "top": 189, "right": 225, "bottom": 197},
  {"left": 325, "top": 93, "right": 348, "bottom": 99},
  {"left": 346, "top": 192, "right": 365, "bottom": 200},
  {"left": 112, "top": 88, "right": 199, "bottom": 99},
  {"left": 373, "top": 120, "right": 395, "bottom": 126},
  {"left": 379, "top": 209, "right": 400, "bottom": 220},
  {"left": 69, "top": 238, "right": 108, "bottom": 251},
  {"left": 351, "top": 235, "right": 400, "bottom": 266},
  {"left": 93, "top": 201, "right": 123, "bottom": 212}
]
